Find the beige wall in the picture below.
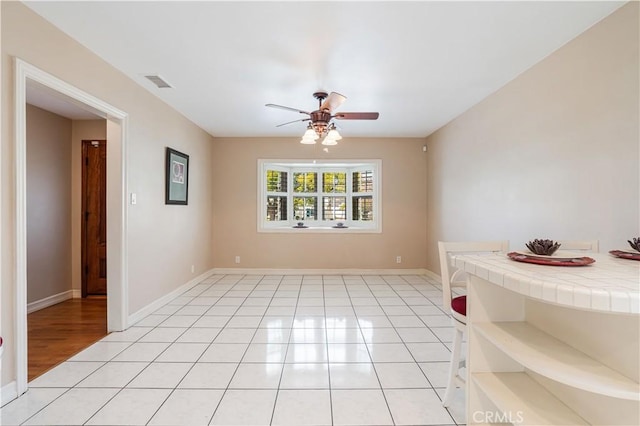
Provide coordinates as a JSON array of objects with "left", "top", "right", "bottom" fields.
[
  {"left": 212, "top": 137, "right": 428, "bottom": 269},
  {"left": 2, "top": 2, "right": 214, "bottom": 387},
  {"left": 425, "top": 2, "right": 639, "bottom": 274},
  {"left": 70, "top": 120, "right": 106, "bottom": 293},
  {"left": 26, "top": 104, "right": 72, "bottom": 303}
]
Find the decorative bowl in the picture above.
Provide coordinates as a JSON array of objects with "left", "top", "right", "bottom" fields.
[
  {"left": 628, "top": 237, "right": 640, "bottom": 252},
  {"left": 526, "top": 239, "right": 561, "bottom": 256}
]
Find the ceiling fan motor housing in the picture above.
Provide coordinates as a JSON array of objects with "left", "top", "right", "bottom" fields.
[{"left": 310, "top": 110, "right": 331, "bottom": 134}]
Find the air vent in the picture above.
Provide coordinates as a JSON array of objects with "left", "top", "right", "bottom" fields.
[{"left": 144, "top": 75, "right": 172, "bottom": 89}]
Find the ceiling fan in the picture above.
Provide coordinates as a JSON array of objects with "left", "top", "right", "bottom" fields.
[{"left": 265, "top": 91, "right": 379, "bottom": 145}]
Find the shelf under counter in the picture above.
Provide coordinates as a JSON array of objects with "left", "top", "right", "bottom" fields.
[
  {"left": 474, "top": 321, "right": 640, "bottom": 401},
  {"left": 472, "top": 372, "right": 589, "bottom": 425}
]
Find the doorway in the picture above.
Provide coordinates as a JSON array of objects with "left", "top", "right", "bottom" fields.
[
  {"left": 14, "top": 59, "right": 129, "bottom": 398},
  {"left": 24, "top": 103, "right": 109, "bottom": 380}
]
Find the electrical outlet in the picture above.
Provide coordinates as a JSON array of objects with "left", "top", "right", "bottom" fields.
[
  {"left": 191, "top": 264, "right": 195, "bottom": 273},
  {"left": 396, "top": 256, "right": 402, "bottom": 264},
  {"left": 235, "top": 256, "right": 240, "bottom": 264}
]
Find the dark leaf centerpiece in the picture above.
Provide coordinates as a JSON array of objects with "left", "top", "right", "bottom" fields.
[
  {"left": 510, "top": 239, "right": 595, "bottom": 265},
  {"left": 609, "top": 238, "right": 640, "bottom": 261},
  {"left": 526, "top": 239, "right": 561, "bottom": 256},
  {"left": 628, "top": 237, "right": 640, "bottom": 252}
]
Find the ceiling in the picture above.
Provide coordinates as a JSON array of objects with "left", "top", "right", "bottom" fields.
[
  {"left": 24, "top": 1, "right": 624, "bottom": 138},
  {"left": 27, "top": 79, "right": 104, "bottom": 120}
]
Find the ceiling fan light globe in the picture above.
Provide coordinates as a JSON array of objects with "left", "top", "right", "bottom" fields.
[
  {"left": 300, "top": 137, "right": 317, "bottom": 145},
  {"left": 303, "top": 128, "right": 319, "bottom": 140},
  {"left": 327, "top": 128, "right": 342, "bottom": 140},
  {"left": 321, "top": 137, "right": 338, "bottom": 146}
]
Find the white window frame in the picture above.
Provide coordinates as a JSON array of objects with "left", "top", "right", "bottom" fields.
[{"left": 258, "top": 159, "right": 382, "bottom": 233}]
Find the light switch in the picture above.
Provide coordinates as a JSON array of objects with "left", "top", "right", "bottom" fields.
[{"left": 130, "top": 193, "right": 137, "bottom": 205}]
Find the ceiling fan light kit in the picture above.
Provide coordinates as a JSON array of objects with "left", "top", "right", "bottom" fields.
[
  {"left": 266, "top": 91, "right": 379, "bottom": 146},
  {"left": 300, "top": 124, "right": 319, "bottom": 144},
  {"left": 321, "top": 124, "right": 342, "bottom": 146}
]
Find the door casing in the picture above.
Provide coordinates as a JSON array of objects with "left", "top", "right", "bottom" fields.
[{"left": 12, "top": 58, "right": 129, "bottom": 398}]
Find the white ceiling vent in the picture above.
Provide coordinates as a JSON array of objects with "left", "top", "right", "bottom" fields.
[{"left": 144, "top": 75, "right": 172, "bottom": 89}]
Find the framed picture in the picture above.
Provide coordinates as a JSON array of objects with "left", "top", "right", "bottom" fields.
[{"left": 165, "top": 147, "right": 189, "bottom": 205}]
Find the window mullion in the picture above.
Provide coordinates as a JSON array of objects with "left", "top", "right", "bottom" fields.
[
  {"left": 347, "top": 169, "right": 353, "bottom": 223},
  {"left": 287, "top": 168, "right": 293, "bottom": 225}
]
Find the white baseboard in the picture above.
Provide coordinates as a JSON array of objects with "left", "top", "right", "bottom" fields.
[
  {"left": 210, "top": 268, "right": 430, "bottom": 276},
  {"left": 72, "top": 289, "right": 82, "bottom": 298},
  {"left": 1, "top": 380, "right": 18, "bottom": 407},
  {"left": 26, "top": 290, "right": 74, "bottom": 314},
  {"left": 422, "top": 269, "right": 442, "bottom": 283},
  {"left": 127, "top": 268, "right": 216, "bottom": 326}
]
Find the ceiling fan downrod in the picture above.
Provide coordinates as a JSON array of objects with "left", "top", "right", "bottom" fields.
[{"left": 313, "top": 91, "right": 329, "bottom": 109}]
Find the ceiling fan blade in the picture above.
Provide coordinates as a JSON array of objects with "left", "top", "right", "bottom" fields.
[
  {"left": 334, "top": 112, "right": 379, "bottom": 120},
  {"left": 276, "top": 118, "right": 310, "bottom": 127},
  {"left": 320, "top": 92, "right": 346, "bottom": 112},
  {"left": 265, "top": 103, "right": 310, "bottom": 115}
]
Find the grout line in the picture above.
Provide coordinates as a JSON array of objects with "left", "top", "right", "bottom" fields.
[
  {"left": 209, "top": 274, "right": 285, "bottom": 426},
  {"left": 322, "top": 274, "right": 335, "bottom": 425},
  {"left": 268, "top": 274, "right": 301, "bottom": 426},
  {"left": 112, "top": 278, "right": 227, "bottom": 425},
  {"left": 378, "top": 275, "right": 458, "bottom": 425},
  {"left": 137, "top": 274, "right": 236, "bottom": 426}
]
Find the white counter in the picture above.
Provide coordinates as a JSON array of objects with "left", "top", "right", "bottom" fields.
[
  {"left": 456, "top": 252, "right": 640, "bottom": 425},
  {"left": 453, "top": 252, "right": 639, "bottom": 314}
]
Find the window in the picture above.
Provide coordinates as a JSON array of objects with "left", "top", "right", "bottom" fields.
[
  {"left": 258, "top": 160, "right": 381, "bottom": 233},
  {"left": 265, "top": 169, "right": 288, "bottom": 221},
  {"left": 352, "top": 170, "right": 374, "bottom": 222}
]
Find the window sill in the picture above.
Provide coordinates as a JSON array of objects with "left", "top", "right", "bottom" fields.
[{"left": 259, "top": 226, "right": 381, "bottom": 234}]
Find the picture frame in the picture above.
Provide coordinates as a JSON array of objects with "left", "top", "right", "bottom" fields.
[{"left": 165, "top": 147, "right": 189, "bottom": 205}]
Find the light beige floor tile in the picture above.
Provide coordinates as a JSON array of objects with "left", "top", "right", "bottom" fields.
[
  {"left": 178, "top": 362, "right": 238, "bottom": 389},
  {"left": 280, "top": 363, "right": 329, "bottom": 389},
  {"left": 272, "top": 390, "right": 331, "bottom": 425},
  {"left": 331, "top": 389, "right": 393, "bottom": 425},
  {"left": 329, "top": 363, "right": 380, "bottom": 389},
  {"left": 77, "top": 362, "right": 148, "bottom": 388},
  {"left": 228, "top": 363, "right": 283, "bottom": 389},
  {"left": 29, "top": 362, "right": 104, "bottom": 388},
  {"left": 385, "top": 388, "right": 455, "bottom": 425},
  {"left": 148, "top": 389, "right": 223, "bottom": 426},
  {"left": 374, "top": 362, "right": 431, "bottom": 388},
  {"left": 210, "top": 389, "right": 277, "bottom": 425},
  {"left": 23, "top": 388, "right": 119, "bottom": 425},
  {"left": 0, "top": 388, "right": 67, "bottom": 426},
  {"left": 85, "top": 388, "right": 171, "bottom": 425},
  {"left": 127, "top": 362, "right": 192, "bottom": 388}
]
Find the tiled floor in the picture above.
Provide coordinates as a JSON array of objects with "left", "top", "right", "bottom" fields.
[{"left": 1, "top": 274, "right": 466, "bottom": 425}]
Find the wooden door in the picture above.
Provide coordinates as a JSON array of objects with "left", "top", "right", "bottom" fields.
[{"left": 82, "top": 140, "right": 107, "bottom": 296}]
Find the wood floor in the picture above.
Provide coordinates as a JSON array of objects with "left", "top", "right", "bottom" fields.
[{"left": 28, "top": 297, "right": 107, "bottom": 381}]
